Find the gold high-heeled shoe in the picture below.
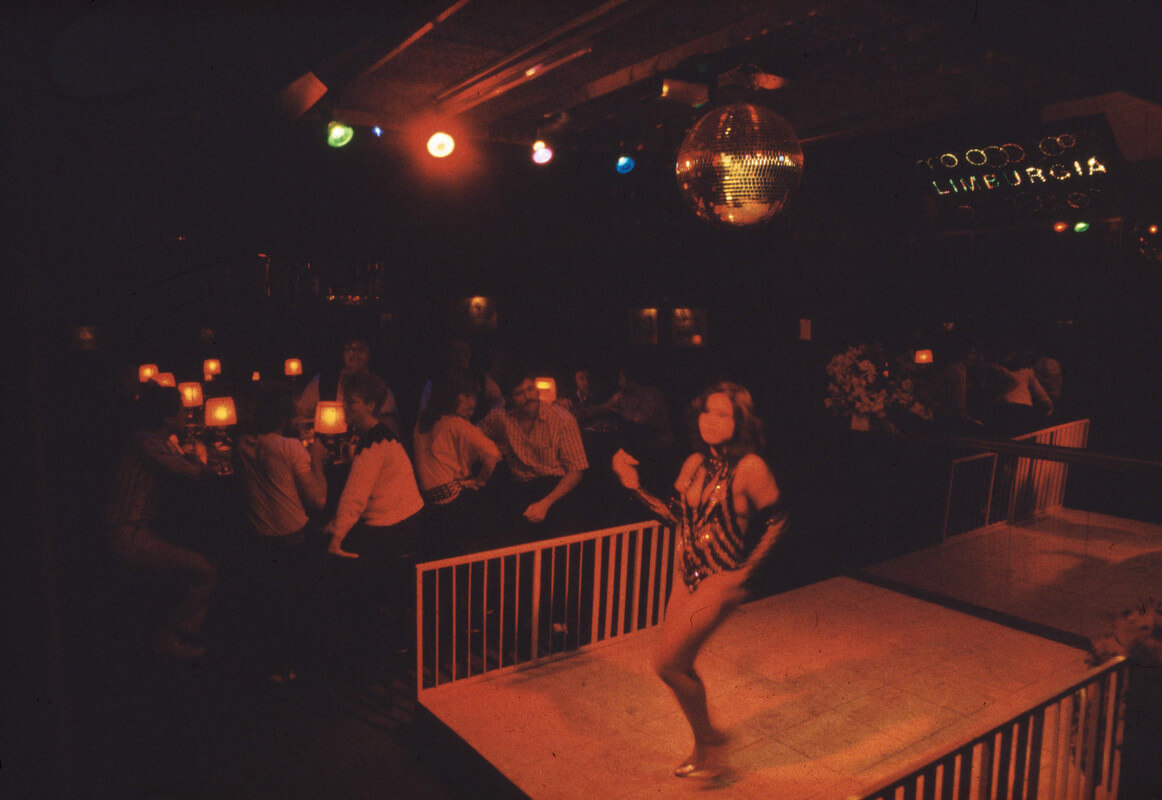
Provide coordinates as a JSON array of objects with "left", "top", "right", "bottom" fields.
[{"left": 674, "top": 757, "right": 726, "bottom": 779}]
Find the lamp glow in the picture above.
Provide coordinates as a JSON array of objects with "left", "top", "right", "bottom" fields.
[
  {"left": 616, "top": 155, "right": 635, "bottom": 174},
  {"left": 203, "top": 359, "right": 221, "bottom": 376},
  {"left": 205, "top": 397, "right": 237, "bottom": 427},
  {"left": 284, "top": 358, "right": 303, "bottom": 376},
  {"left": 252, "top": 371, "right": 261, "bottom": 382},
  {"left": 532, "top": 143, "right": 553, "bottom": 164},
  {"left": 1053, "top": 221, "right": 1069, "bottom": 233},
  {"left": 138, "top": 364, "right": 159, "bottom": 383},
  {"left": 327, "top": 121, "right": 354, "bottom": 148},
  {"left": 534, "top": 377, "right": 557, "bottom": 403},
  {"left": 314, "top": 401, "right": 347, "bottom": 435},
  {"left": 1149, "top": 224, "right": 1158, "bottom": 235},
  {"left": 427, "top": 132, "right": 455, "bottom": 158},
  {"left": 178, "top": 382, "right": 204, "bottom": 408},
  {"left": 1073, "top": 221, "right": 1090, "bottom": 233},
  {"left": 154, "top": 372, "right": 176, "bottom": 387},
  {"left": 913, "top": 349, "right": 934, "bottom": 365}
]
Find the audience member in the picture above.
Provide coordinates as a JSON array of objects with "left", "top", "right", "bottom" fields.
[
  {"left": 413, "top": 369, "right": 502, "bottom": 554},
  {"left": 561, "top": 368, "right": 603, "bottom": 417},
  {"left": 417, "top": 337, "right": 473, "bottom": 417},
  {"left": 324, "top": 372, "right": 425, "bottom": 658},
  {"left": 233, "top": 382, "right": 328, "bottom": 680},
  {"left": 985, "top": 347, "right": 1054, "bottom": 436},
  {"left": 479, "top": 367, "right": 589, "bottom": 532},
  {"left": 103, "top": 382, "right": 216, "bottom": 659},
  {"left": 922, "top": 338, "right": 983, "bottom": 435},
  {"left": 600, "top": 362, "right": 674, "bottom": 453},
  {"left": 296, "top": 333, "right": 400, "bottom": 438}
]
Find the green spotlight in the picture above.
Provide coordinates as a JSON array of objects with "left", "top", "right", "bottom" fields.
[
  {"left": 1073, "top": 221, "right": 1090, "bottom": 233},
  {"left": 327, "top": 121, "right": 354, "bottom": 148}
]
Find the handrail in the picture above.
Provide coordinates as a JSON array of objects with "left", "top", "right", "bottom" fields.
[
  {"left": 415, "top": 519, "right": 675, "bottom": 696},
  {"left": 859, "top": 656, "right": 1128, "bottom": 800},
  {"left": 905, "top": 428, "right": 1162, "bottom": 473}
]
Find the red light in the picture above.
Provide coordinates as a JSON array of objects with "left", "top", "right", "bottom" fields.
[
  {"left": 1149, "top": 225, "right": 1159, "bottom": 235},
  {"left": 1053, "top": 221, "right": 1069, "bottom": 233}
]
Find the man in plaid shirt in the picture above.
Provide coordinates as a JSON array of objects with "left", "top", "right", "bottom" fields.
[{"left": 480, "top": 368, "right": 589, "bottom": 529}]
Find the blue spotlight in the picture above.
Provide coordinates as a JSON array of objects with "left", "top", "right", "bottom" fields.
[
  {"left": 616, "top": 155, "right": 635, "bottom": 174},
  {"left": 372, "top": 126, "right": 383, "bottom": 138}
]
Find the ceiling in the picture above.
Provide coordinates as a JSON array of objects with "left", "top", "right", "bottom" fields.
[{"left": 283, "top": 0, "right": 1162, "bottom": 156}]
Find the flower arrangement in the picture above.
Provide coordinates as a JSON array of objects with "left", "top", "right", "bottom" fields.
[{"left": 824, "top": 344, "right": 931, "bottom": 430}]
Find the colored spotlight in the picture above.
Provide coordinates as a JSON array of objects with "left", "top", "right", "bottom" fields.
[
  {"left": 1073, "top": 221, "right": 1090, "bottom": 233},
  {"left": 427, "top": 132, "right": 455, "bottom": 158},
  {"left": 1149, "top": 224, "right": 1159, "bottom": 235},
  {"left": 532, "top": 140, "right": 553, "bottom": 164},
  {"left": 372, "top": 126, "right": 383, "bottom": 137},
  {"left": 616, "top": 155, "right": 635, "bottom": 174},
  {"left": 1053, "top": 221, "right": 1069, "bottom": 233},
  {"left": 327, "top": 121, "right": 354, "bottom": 148}
]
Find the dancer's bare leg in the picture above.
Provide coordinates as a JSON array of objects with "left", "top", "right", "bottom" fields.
[{"left": 653, "top": 568, "right": 747, "bottom": 775}]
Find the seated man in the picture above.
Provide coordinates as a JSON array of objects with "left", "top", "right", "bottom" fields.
[
  {"left": 296, "top": 334, "right": 400, "bottom": 437},
  {"left": 480, "top": 368, "right": 589, "bottom": 532},
  {"left": 105, "top": 382, "right": 216, "bottom": 659}
]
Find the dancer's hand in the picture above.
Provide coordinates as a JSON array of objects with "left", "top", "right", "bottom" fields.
[{"left": 611, "top": 448, "right": 641, "bottom": 490}]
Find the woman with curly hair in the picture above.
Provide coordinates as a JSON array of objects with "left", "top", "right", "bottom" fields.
[{"left": 612, "top": 381, "right": 787, "bottom": 780}]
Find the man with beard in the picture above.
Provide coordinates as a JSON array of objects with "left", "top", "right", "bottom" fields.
[{"left": 480, "top": 368, "right": 589, "bottom": 536}]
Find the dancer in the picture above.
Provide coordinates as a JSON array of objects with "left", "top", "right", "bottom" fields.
[{"left": 612, "top": 381, "right": 786, "bottom": 779}]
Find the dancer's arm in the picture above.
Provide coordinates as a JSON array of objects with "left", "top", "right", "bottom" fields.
[
  {"left": 736, "top": 454, "right": 786, "bottom": 569},
  {"left": 612, "top": 448, "right": 685, "bottom": 525}
]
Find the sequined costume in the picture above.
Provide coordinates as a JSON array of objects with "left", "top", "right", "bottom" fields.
[{"left": 637, "top": 456, "right": 786, "bottom": 592}]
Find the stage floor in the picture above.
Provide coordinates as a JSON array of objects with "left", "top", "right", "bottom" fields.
[
  {"left": 419, "top": 575, "right": 1093, "bottom": 800},
  {"left": 865, "top": 506, "right": 1162, "bottom": 641}
]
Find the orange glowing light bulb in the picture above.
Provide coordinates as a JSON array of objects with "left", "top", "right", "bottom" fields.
[{"left": 427, "top": 132, "right": 455, "bottom": 158}]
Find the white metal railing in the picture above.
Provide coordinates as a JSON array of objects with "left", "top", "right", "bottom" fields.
[
  {"left": 414, "top": 520, "right": 676, "bottom": 695},
  {"left": 943, "top": 419, "right": 1090, "bottom": 538},
  {"left": 860, "top": 656, "right": 1128, "bottom": 800}
]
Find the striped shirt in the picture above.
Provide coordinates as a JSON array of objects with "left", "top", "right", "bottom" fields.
[{"left": 480, "top": 402, "right": 588, "bottom": 481}]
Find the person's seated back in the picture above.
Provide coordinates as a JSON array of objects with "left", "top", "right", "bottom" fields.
[
  {"left": 235, "top": 383, "right": 327, "bottom": 539},
  {"left": 413, "top": 369, "right": 501, "bottom": 506},
  {"left": 325, "top": 371, "right": 424, "bottom": 557}
]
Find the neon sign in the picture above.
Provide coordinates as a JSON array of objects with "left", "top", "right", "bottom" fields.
[{"left": 915, "top": 119, "right": 1119, "bottom": 223}]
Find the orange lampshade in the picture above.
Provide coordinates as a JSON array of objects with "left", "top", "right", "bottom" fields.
[
  {"left": 314, "top": 401, "right": 347, "bottom": 435},
  {"left": 251, "top": 371, "right": 262, "bottom": 382},
  {"left": 203, "top": 358, "right": 222, "bottom": 376},
  {"left": 178, "top": 382, "right": 203, "bottom": 408},
  {"left": 205, "top": 396, "right": 237, "bottom": 427},
  {"left": 154, "top": 372, "right": 176, "bottom": 387},
  {"left": 284, "top": 358, "right": 303, "bottom": 376},
  {"left": 138, "top": 364, "right": 159, "bottom": 383},
  {"left": 534, "top": 377, "right": 557, "bottom": 403},
  {"left": 914, "top": 349, "right": 934, "bottom": 365}
]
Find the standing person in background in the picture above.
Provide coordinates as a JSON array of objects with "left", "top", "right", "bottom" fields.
[
  {"left": 612, "top": 382, "right": 787, "bottom": 780},
  {"left": 296, "top": 333, "right": 400, "bottom": 438}
]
